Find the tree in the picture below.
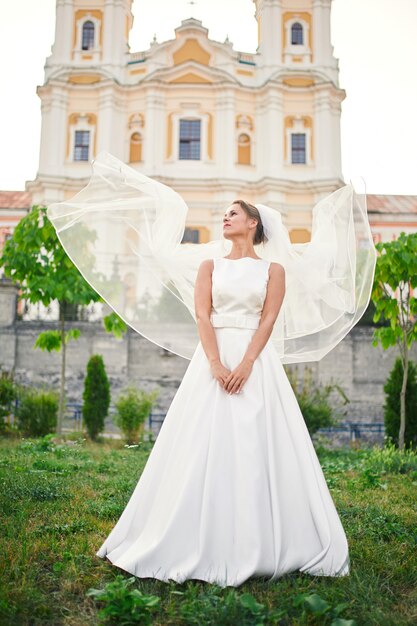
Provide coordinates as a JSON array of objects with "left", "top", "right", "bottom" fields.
[
  {"left": 0, "top": 205, "right": 127, "bottom": 436},
  {"left": 383, "top": 357, "right": 417, "bottom": 449},
  {"left": 371, "top": 232, "right": 417, "bottom": 450},
  {"left": 82, "top": 355, "right": 111, "bottom": 440}
]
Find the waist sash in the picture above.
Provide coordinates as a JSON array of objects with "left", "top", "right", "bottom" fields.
[{"left": 210, "top": 313, "right": 261, "bottom": 330}]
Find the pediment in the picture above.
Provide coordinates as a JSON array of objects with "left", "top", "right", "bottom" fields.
[
  {"left": 168, "top": 71, "right": 213, "bottom": 84},
  {"left": 173, "top": 38, "right": 211, "bottom": 66}
]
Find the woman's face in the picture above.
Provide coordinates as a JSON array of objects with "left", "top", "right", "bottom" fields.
[{"left": 223, "top": 203, "right": 257, "bottom": 241}]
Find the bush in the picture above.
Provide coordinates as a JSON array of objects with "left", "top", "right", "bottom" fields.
[
  {"left": 16, "top": 386, "right": 58, "bottom": 436},
  {"left": 383, "top": 357, "right": 417, "bottom": 449},
  {"left": 114, "top": 386, "right": 159, "bottom": 444},
  {"left": 0, "top": 370, "right": 17, "bottom": 432},
  {"left": 82, "top": 355, "right": 111, "bottom": 441},
  {"left": 285, "top": 365, "right": 349, "bottom": 435}
]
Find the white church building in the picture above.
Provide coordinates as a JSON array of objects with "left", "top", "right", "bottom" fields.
[{"left": 26, "top": 0, "right": 347, "bottom": 245}]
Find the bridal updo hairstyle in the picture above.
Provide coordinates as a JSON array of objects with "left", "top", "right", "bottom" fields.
[{"left": 231, "top": 199, "right": 268, "bottom": 245}]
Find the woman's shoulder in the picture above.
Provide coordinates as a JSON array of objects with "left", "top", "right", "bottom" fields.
[
  {"left": 269, "top": 261, "right": 285, "bottom": 274},
  {"left": 197, "top": 258, "right": 215, "bottom": 272}
]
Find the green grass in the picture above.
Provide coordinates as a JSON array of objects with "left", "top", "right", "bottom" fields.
[{"left": 0, "top": 433, "right": 416, "bottom": 625}]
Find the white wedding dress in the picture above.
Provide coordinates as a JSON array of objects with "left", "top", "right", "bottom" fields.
[{"left": 96, "top": 256, "right": 350, "bottom": 587}]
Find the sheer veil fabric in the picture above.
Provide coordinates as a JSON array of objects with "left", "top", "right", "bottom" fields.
[{"left": 46, "top": 150, "right": 377, "bottom": 362}]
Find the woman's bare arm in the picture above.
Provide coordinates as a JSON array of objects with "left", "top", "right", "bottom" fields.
[
  {"left": 194, "top": 259, "right": 220, "bottom": 364},
  {"left": 194, "top": 259, "right": 232, "bottom": 389}
]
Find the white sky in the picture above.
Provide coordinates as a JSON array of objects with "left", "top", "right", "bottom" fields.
[{"left": 0, "top": 0, "right": 416, "bottom": 194}]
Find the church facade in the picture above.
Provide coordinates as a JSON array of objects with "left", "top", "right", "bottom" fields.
[{"left": 26, "top": 0, "right": 346, "bottom": 244}]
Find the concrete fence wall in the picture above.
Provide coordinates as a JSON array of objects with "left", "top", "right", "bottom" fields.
[{"left": 1, "top": 280, "right": 415, "bottom": 420}]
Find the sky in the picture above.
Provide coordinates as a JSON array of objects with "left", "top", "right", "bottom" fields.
[{"left": 0, "top": 0, "right": 416, "bottom": 195}]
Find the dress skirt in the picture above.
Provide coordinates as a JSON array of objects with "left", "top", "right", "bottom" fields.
[{"left": 96, "top": 325, "right": 350, "bottom": 587}]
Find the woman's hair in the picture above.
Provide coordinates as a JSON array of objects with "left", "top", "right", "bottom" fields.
[{"left": 231, "top": 199, "right": 268, "bottom": 245}]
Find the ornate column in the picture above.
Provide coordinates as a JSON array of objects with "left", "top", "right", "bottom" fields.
[
  {"left": 38, "top": 86, "right": 68, "bottom": 174},
  {"left": 50, "top": 0, "right": 74, "bottom": 64}
]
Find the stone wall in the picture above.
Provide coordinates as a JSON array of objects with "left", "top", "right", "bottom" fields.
[{"left": 1, "top": 280, "right": 415, "bottom": 421}]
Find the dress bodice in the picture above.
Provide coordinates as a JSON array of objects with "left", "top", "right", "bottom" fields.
[{"left": 210, "top": 257, "right": 271, "bottom": 330}]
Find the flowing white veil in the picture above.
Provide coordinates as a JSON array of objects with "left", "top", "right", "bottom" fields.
[{"left": 46, "top": 150, "right": 377, "bottom": 363}]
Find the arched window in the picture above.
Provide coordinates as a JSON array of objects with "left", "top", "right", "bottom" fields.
[
  {"left": 237, "top": 133, "right": 251, "bottom": 165},
  {"left": 129, "top": 132, "right": 142, "bottom": 162},
  {"left": 82, "top": 21, "right": 95, "bottom": 50},
  {"left": 291, "top": 22, "right": 303, "bottom": 45}
]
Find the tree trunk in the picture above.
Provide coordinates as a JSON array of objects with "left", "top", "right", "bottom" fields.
[
  {"left": 399, "top": 344, "right": 408, "bottom": 451},
  {"left": 57, "top": 307, "right": 66, "bottom": 436}
]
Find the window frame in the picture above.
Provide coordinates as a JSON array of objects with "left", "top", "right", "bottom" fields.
[
  {"left": 178, "top": 118, "right": 201, "bottom": 161},
  {"left": 284, "top": 116, "right": 313, "bottom": 167},
  {"left": 291, "top": 22, "right": 304, "bottom": 46},
  {"left": 81, "top": 20, "right": 95, "bottom": 51},
  {"left": 67, "top": 113, "right": 96, "bottom": 164},
  {"left": 73, "top": 129, "right": 90, "bottom": 161},
  {"left": 291, "top": 132, "right": 306, "bottom": 164},
  {"left": 171, "top": 113, "right": 210, "bottom": 163}
]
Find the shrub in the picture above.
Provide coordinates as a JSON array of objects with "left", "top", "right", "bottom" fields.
[
  {"left": 114, "top": 386, "right": 159, "bottom": 444},
  {"left": 383, "top": 357, "right": 417, "bottom": 449},
  {"left": 82, "top": 355, "right": 110, "bottom": 441},
  {"left": 16, "top": 386, "right": 58, "bottom": 436},
  {"left": 285, "top": 365, "right": 349, "bottom": 435},
  {"left": 0, "top": 370, "right": 17, "bottom": 432}
]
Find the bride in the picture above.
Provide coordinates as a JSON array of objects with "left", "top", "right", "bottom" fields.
[
  {"left": 195, "top": 200, "right": 285, "bottom": 397},
  {"left": 46, "top": 150, "right": 376, "bottom": 587}
]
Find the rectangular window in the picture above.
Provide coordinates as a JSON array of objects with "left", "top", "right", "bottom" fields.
[
  {"left": 74, "top": 130, "right": 90, "bottom": 161},
  {"left": 179, "top": 119, "right": 201, "bottom": 160},
  {"left": 181, "top": 227, "right": 200, "bottom": 243},
  {"left": 291, "top": 133, "right": 306, "bottom": 164}
]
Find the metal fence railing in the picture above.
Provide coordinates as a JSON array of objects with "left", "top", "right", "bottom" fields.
[{"left": 4, "top": 399, "right": 386, "bottom": 442}]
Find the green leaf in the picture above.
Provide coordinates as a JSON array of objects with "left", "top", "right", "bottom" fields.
[
  {"left": 371, "top": 232, "right": 417, "bottom": 355},
  {"left": 103, "top": 311, "right": 128, "bottom": 339},
  {"left": 33, "top": 330, "right": 62, "bottom": 352},
  {"left": 302, "top": 593, "right": 331, "bottom": 615},
  {"left": 65, "top": 328, "right": 81, "bottom": 343}
]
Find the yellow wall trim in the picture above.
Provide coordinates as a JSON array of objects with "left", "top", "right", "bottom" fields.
[
  {"left": 169, "top": 72, "right": 213, "bottom": 84},
  {"left": 68, "top": 74, "right": 101, "bottom": 84},
  {"left": 289, "top": 228, "right": 311, "bottom": 243},
  {"left": 173, "top": 39, "right": 211, "bottom": 66},
  {"left": 283, "top": 77, "right": 315, "bottom": 87},
  {"left": 129, "top": 68, "right": 147, "bottom": 75}
]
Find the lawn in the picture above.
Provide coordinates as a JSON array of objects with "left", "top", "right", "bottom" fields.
[{"left": 0, "top": 433, "right": 416, "bottom": 625}]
